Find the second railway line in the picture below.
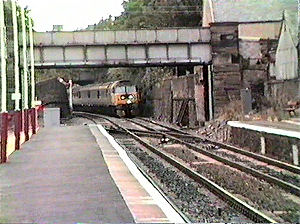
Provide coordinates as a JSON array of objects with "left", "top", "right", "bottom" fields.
[
  {"left": 73, "top": 112, "right": 300, "bottom": 223},
  {"left": 132, "top": 118, "right": 300, "bottom": 190}
]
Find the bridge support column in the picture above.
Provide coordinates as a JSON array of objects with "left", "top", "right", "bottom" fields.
[
  {"left": 0, "top": 0, "right": 7, "bottom": 113},
  {"left": 29, "top": 18, "right": 35, "bottom": 108},
  {"left": 4, "top": 0, "right": 20, "bottom": 111},
  {"left": 20, "top": 7, "right": 29, "bottom": 110}
]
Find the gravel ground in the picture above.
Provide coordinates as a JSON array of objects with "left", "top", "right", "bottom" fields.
[
  {"left": 141, "top": 131, "right": 300, "bottom": 189},
  {"left": 65, "top": 115, "right": 300, "bottom": 223},
  {"left": 142, "top": 136, "right": 206, "bottom": 164},
  {"left": 214, "top": 150, "right": 300, "bottom": 188},
  {"left": 113, "top": 134, "right": 251, "bottom": 223},
  {"left": 61, "top": 115, "right": 96, "bottom": 126},
  {"left": 195, "top": 164, "right": 300, "bottom": 223},
  {"left": 139, "top": 134, "right": 300, "bottom": 223}
]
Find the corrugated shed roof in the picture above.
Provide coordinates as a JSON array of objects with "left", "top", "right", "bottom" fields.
[{"left": 209, "top": 0, "right": 298, "bottom": 44}]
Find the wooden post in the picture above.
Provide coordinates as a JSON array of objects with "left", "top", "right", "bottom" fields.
[
  {"left": 260, "top": 136, "right": 266, "bottom": 155},
  {"left": 24, "top": 109, "right": 29, "bottom": 141},
  {"left": 31, "top": 108, "right": 37, "bottom": 134},
  {"left": 14, "top": 111, "right": 21, "bottom": 150},
  {"left": 208, "top": 66, "right": 213, "bottom": 120},
  {"left": 292, "top": 145, "right": 299, "bottom": 166}
]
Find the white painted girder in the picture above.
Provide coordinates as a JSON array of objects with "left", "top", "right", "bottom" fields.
[
  {"left": 34, "top": 28, "right": 210, "bottom": 45},
  {"left": 34, "top": 43, "right": 212, "bottom": 68},
  {"left": 33, "top": 28, "right": 212, "bottom": 68}
]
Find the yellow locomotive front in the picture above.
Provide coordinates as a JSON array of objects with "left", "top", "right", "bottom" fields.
[{"left": 111, "top": 82, "right": 140, "bottom": 117}]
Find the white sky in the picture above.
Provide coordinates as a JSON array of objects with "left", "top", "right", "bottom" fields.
[{"left": 17, "top": 0, "right": 124, "bottom": 31}]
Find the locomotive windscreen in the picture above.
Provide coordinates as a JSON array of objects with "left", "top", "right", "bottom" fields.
[
  {"left": 115, "top": 86, "right": 136, "bottom": 94},
  {"left": 126, "top": 86, "right": 136, "bottom": 93}
]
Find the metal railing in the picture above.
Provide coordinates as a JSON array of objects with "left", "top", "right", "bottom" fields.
[{"left": 0, "top": 108, "right": 40, "bottom": 163}]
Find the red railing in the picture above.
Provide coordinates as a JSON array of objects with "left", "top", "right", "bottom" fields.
[{"left": 0, "top": 107, "right": 41, "bottom": 163}]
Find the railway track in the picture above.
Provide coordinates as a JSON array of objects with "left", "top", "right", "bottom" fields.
[
  {"left": 131, "top": 118, "right": 300, "bottom": 197},
  {"left": 74, "top": 112, "right": 191, "bottom": 223},
  {"left": 74, "top": 112, "right": 276, "bottom": 223},
  {"left": 139, "top": 118, "right": 300, "bottom": 174}
]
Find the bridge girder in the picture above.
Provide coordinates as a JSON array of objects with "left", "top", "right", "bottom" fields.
[{"left": 33, "top": 28, "right": 212, "bottom": 69}]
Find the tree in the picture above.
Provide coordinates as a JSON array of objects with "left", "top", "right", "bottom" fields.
[
  {"left": 16, "top": 6, "right": 34, "bottom": 31},
  {"left": 93, "top": 0, "right": 203, "bottom": 30}
]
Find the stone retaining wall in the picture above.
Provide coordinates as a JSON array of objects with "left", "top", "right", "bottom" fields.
[{"left": 230, "top": 127, "right": 300, "bottom": 165}]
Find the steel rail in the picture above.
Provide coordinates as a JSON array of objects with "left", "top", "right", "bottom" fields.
[
  {"left": 130, "top": 118, "right": 300, "bottom": 197},
  {"left": 73, "top": 112, "right": 191, "bottom": 223},
  {"left": 127, "top": 153, "right": 192, "bottom": 223},
  {"left": 77, "top": 112, "right": 276, "bottom": 223},
  {"left": 116, "top": 119, "right": 276, "bottom": 223},
  {"left": 139, "top": 118, "right": 300, "bottom": 175}
]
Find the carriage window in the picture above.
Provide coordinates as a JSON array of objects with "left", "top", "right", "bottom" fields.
[
  {"left": 97, "top": 91, "right": 100, "bottom": 98},
  {"left": 79, "top": 92, "right": 81, "bottom": 98},
  {"left": 88, "top": 91, "right": 90, "bottom": 98}
]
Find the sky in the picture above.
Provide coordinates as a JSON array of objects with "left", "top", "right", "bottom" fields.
[{"left": 17, "top": 0, "right": 124, "bottom": 31}]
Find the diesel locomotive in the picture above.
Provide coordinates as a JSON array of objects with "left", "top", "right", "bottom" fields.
[{"left": 72, "top": 80, "right": 141, "bottom": 117}]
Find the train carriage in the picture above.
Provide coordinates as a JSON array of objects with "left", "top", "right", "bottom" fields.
[{"left": 73, "top": 80, "right": 140, "bottom": 117}]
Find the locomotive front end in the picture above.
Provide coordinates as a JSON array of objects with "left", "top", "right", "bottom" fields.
[{"left": 113, "top": 84, "right": 140, "bottom": 117}]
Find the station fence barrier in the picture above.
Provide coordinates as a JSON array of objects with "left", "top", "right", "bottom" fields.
[{"left": 0, "top": 106, "right": 44, "bottom": 163}]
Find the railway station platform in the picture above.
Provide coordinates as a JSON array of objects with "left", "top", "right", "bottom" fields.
[
  {"left": 0, "top": 125, "right": 183, "bottom": 223},
  {"left": 227, "top": 120, "right": 300, "bottom": 166}
]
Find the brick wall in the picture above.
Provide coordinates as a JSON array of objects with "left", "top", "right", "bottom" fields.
[{"left": 210, "top": 22, "right": 242, "bottom": 116}]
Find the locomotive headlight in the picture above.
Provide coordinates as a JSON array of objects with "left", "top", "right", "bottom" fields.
[
  {"left": 121, "top": 95, "right": 126, "bottom": 100},
  {"left": 127, "top": 100, "right": 132, "bottom": 104},
  {"left": 128, "top": 95, "right": 134, "bottom": 99}
]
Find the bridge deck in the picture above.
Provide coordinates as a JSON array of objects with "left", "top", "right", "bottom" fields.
[
  {"left": 0, "top": 125, "right": 178, "bottom": 223},
  {"left": 33, "top": 28, "right": 212, "bottom": 68}
]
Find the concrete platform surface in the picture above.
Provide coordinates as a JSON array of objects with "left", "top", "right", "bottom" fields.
[
  {"left": 228, "top": 120, "right": 300, "bottom": 139},
  {"left": 90, "top": 125, "right": 184, "bottom": 223},
  {"left": 0, "top": 126, "right": 134, "bottom": 223}
]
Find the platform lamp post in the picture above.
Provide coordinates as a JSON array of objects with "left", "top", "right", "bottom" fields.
[
  {"left": 58, "top": 77, "right": 73, "bottom": 113},
  {"left": 68, "top": 80, "right": 73, "bottom": 112}
]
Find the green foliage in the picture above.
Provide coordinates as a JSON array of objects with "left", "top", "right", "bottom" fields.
[
  {"left": 92, "top": 0, "right": 202, "bottom": 30},
  {"left": 16, "top": 5, "right": 34, "bottom": 31}
]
